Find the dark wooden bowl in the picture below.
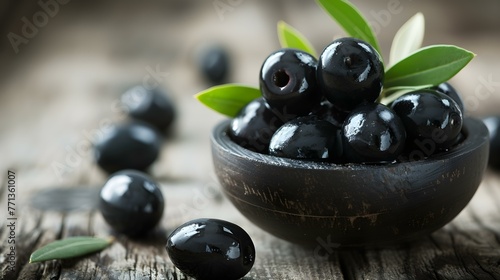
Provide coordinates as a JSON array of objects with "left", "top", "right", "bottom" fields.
[{"left": 211, "top": 118, "right": 489, "bottom": 247}]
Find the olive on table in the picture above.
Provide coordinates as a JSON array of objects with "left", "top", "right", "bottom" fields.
[
  {"left": 94, "top": 121, "right": 162, "bottom": 174},
  {"left": 121, "top": 85, "right": 176, "bottom": 133},
  {"left": 198, "top": 44, "right": 230, "bottom": 85},
  {"left": 166, "top": 218, "right": 255, "bottom": 280},
  {"left": 99, "top": 170, "right": 165, "bottom": 236}
]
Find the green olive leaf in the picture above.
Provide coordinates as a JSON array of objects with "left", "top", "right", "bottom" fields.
[
  {"left": 277, "top": 21, "right": 317, "bottom": 58},
  {"left": 316, "top": 0, "right": 382, "bottom": 57},
  {"left": 389, "top": 12, "right": 425, "bottom": 67},
  {"left": 30, "top": 236, "right": 114, "bottom": 263},
  {"left": 194, "top": 84, "right": 261, "bottom": 117},
  {"left": 385, "top": 45, "right": 475, "bottom": 89}
]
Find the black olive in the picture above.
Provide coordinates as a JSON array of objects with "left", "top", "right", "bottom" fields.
[
  {"left": 342, "top": 103, "right": 406, "bottom": 163},
  {"left": 94, "top": 121, "right": 162, "bottom": 174},
  {"left": 228, "top": 98, "right": 284, "bottom": 154},
  {"left": 317, "top": 37, "right": 384, "bottom": 111},
  {"left": 259, "top": 48, "right": 321, "bottom": 116},
  {"left": 121, "top": 86, "right": 176, "bottom": 133},
  {"left": 198, "top": 45, "right": 230, "bottom": 85},
  {"left": 432, "top": 82, "right": 464, "bottom": 112},
  {"left": 99, "top": 170, "right": 165, "bottom": 236},
  {"left": 391, "top": 89, "right": 463, "bottom": 151},
  {"left": 166, "top": 218, "right": 255, "bottom": 280},
  {"left": 269, "top": 115, "right": 341, "bottom": 161}
]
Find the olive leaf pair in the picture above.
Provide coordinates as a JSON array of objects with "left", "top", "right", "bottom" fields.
[{"left": 196, "top": 0, "right": 475, "bottom": 117}]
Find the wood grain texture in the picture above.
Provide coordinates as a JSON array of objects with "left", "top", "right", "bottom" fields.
[
  {"left": 1, "top": 1, "right": 500, "bottom": 279},
  {"left": 1, "top": 168, "right": 500, "bottom": 279}
]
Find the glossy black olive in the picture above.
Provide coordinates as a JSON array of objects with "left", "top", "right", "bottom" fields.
[
  {"left": 228, "top": 98, "right": 284, "bottom": 153},
  {"left": 99, "top": 170, "right": 164, "bottom": 236},
  {"left": 269, "top": 115, "right": 341, "bottom": 161},
  {"left": 482, "top": 116, "right": 500, "bottom": 169},
  {"left": 94, "top": 121, "right": 162, "bottom": 173},
  {"left": 391, "top": 90, "right": 463, "bottom": 150},
  {"left": 432, "top": 82, "right": 464, "bottom": 112},
  {"left": 166, "top": 218, "right": 255, "bottom": 280},
  {"left": 198, "top": 45, "right": 230, "bottom": 85},
  {"left": 342, "top": 103, "right": 406, "bottom": 163},
  {"left": 317, "top": 37, "right": 384, "bottom": 110},
  {"left": 121, "top": 86, "right": 176, "bottom": 133},
  {"left": 259, "top": 48, "right": 321, "bottom": 116}
]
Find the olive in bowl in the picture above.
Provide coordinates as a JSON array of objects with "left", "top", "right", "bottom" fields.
[{"left": 210, "top": 118, "right": 489, "bottom": 247}]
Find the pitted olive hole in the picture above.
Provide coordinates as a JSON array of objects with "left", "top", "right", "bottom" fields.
[{"left": 273, "top": 69, "right": 290, "bottom": 88}]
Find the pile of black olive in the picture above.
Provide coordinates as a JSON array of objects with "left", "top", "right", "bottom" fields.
[
  {"left": 95, "top": 43, "right": 231, "bottom": 174},
  {"left": 229, "top": 37, "right": 465, "bottom": 164},
  {"left": 96, "top": 83, "right": 255, "bottom": 279},
  {"left": 93, "top": 85, "right": 176, "bottom": 173},
  {"left": 95, "top": 85, "right": 175, "bottom": 235}
]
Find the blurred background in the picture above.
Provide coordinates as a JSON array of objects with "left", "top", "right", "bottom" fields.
[{"left": 0, "top": 0, "right": 499, "bottom": 185}]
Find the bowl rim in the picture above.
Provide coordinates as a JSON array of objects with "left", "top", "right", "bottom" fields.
[{"left": 211, "top": 117, "right": 488, "bottom": 171}]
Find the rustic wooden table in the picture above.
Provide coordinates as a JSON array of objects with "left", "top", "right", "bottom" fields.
[{"left": 1, "top": 1, "right": 500, "bottom": 279}]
